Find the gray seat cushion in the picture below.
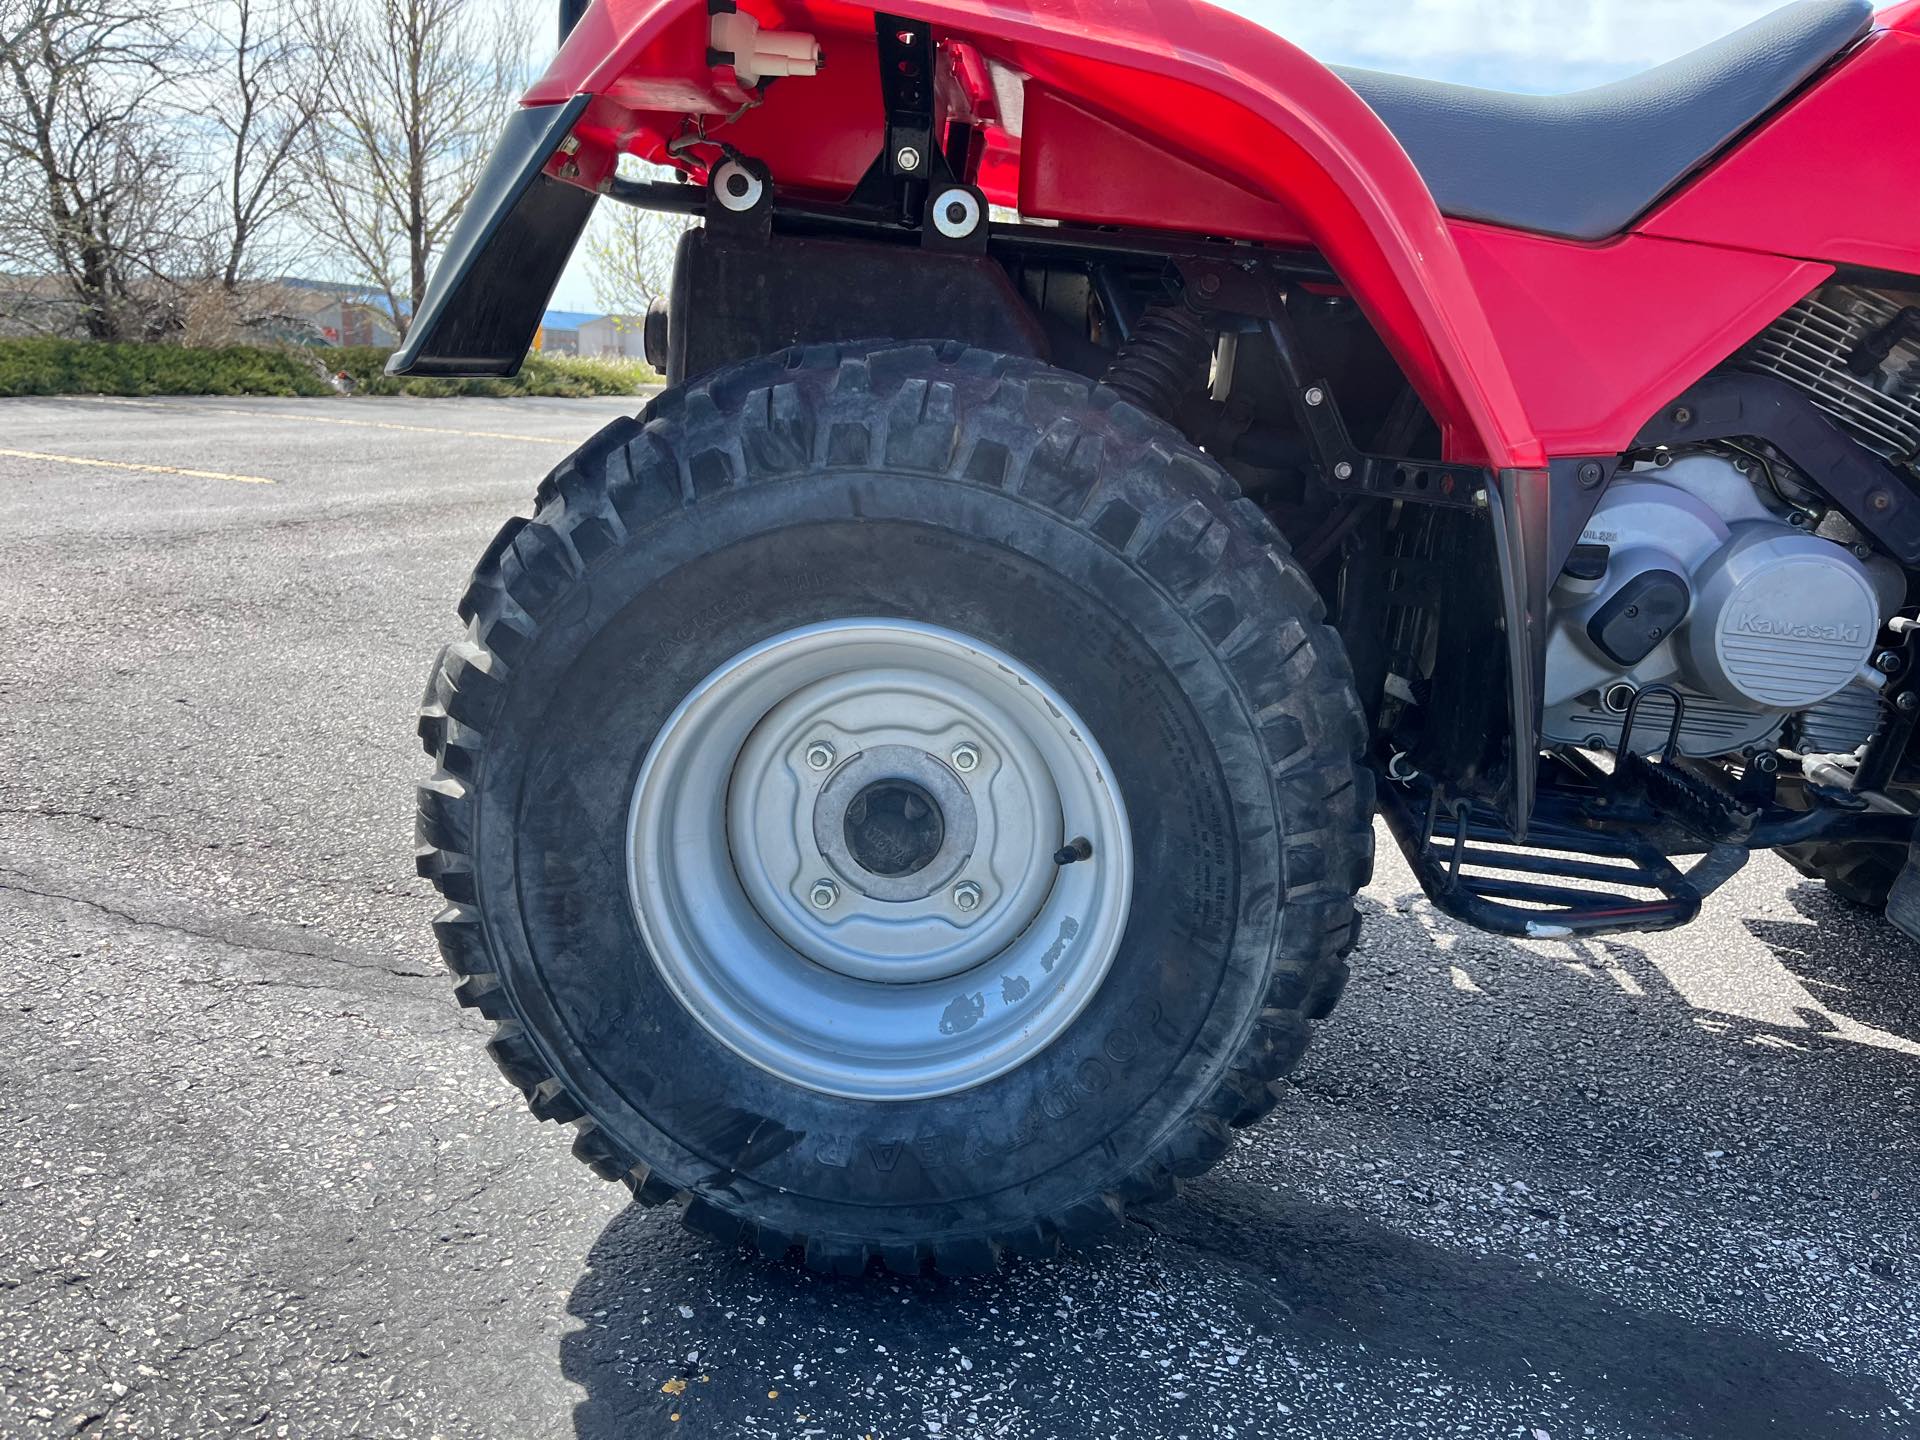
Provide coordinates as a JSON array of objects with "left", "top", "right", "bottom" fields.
[{"left": 1334, "top": 0, "right": 1872, "bottom": 241}]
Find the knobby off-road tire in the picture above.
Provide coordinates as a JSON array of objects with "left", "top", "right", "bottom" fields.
[
  {"left": 415, "top": 341, "right": 1374, "bottom": 1275},
  {"left": 1775, "top": 840, "right": 1903, "bottom": 911}
]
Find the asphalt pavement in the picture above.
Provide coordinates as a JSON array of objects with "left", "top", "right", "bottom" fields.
[{"left": 0, "top": 394, "right": 1915, "bottom": 1440}]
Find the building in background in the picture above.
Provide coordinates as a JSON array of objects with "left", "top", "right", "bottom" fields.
[
  {"left": 578, "top": 313, "right": 648, "bottom": 361},
  {"left": 538, "top": 310, "right": 647, "bottom": 360},
  {"left": 535, "top": 310, "right": 597, "bottom": 356},
  {"left": 271, "top": 279, "right": 403, "bottom": 348}
]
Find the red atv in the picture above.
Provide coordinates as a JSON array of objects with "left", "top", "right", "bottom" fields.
[{"left": 402, "top": 0, "right": 1920, "bottom": 1272}]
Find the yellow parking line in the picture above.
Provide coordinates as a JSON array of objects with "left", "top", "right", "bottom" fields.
[
  {"left": 90, "top": 395, "right": 573, "bottom": 446},
  {"left": 0, "top": 448, "right": 274, "bottom": 485}
]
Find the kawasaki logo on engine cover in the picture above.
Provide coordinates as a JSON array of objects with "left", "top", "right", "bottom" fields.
[{"left": 1730, "top": 613, "right": 1863, "bottom": 643}]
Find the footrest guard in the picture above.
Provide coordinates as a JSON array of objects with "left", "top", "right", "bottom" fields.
[{"left": 1377, "top": 764, "right": 1750, "bottom": 940}]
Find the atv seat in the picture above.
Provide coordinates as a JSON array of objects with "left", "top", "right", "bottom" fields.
[{"left": 1333, "top": 0, "right": 1872, "bottom": 242}]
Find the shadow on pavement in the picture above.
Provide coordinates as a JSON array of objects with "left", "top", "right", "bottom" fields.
[
  {"left": 562, "top": 1188, "right": 1905, "bottom": 1440},
  {"left": 558, "top": 889, "right": 1916, "bottom": 1438},
  {"left": 1744, "top": 882, "right": 1920, "bottom": 1045}
]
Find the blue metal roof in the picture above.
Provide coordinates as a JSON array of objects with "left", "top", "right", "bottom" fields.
[{"left": 540, "top": 309, "right": 601, "bottom": 331}]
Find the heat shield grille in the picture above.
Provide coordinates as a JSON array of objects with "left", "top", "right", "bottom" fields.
[{"left": 1746, "top": 285, "right": 1920, "bottom": 470}]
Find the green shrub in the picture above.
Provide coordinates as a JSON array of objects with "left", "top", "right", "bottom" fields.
[
  {"left": 0, "top": 338, "right": 658, "bottom": 399},
  {"left": 322, "top": 346, "right": 656, "bottom": 397},
  {"left": 0, "top": 337, "right": 333, "bottom": 397}
]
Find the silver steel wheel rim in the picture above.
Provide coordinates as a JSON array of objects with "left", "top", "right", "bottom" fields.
[{"left": 627, "top": 619, "right": 1132, "bottom": 1100}]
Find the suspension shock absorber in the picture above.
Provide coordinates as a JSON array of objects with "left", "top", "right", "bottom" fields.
[{"left": 1100, "top": 300, "right": 1212, "bottom": 420}]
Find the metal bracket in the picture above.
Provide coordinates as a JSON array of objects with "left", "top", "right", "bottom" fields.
[
  {"left": 875, "top": 14, "right": 935, "bottom": 184},
  {"left": 1633, "top": 373, "right": 1920, "bottom": 565},
  {"left": 704, "top": 154, "right": 773, "bottom": 242},
  {"left": 1176, "top": 256, "right": 1488, "bottom": 509},
  {"left": 1289, "top": 376, "right": 1488, "bottom": 509},
  {"left": 1853, "top": 621, "right": 1920, "bottom": 795}
]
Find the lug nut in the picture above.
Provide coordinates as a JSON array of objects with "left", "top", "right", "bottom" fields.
[
  {"left": 809, "top": 879, "right": 839, "bottom": 909},
  {"left": 950, "top": 743, "right": 979, "bottom": 773},
  {"left": 805, "top": 741, "right": 835, "bottom": 770},
  {"left": 952, "top": 881, "right": 982, "bottom": 911}
]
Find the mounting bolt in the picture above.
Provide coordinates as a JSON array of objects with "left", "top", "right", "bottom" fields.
[
  {"left": 805, "top": 741, "right": 836, "bottom": 770},
  {"left": 1899, "top": 691, "right": 1920, "bottom": 714},
  {"left": 950, "top": 742, "right": 980, "bottom": 773},
  {"left": 1473, "top": 489, "right": 1490, "bottom": 509},
  {"left": 1754, "top": 753, "right": 1781, "bottom": 774},
  {"left": 809, "top": 879, "right": 839, "bottom": 910},
  {"left": 1576, "top": 461, "right": 1604, "bottom": 489},
  {"left": 1854, "top": 543, "right": 1874, "bottom": 560},
  {"left": 1303, "top": 386, "right": 1325, "bottom": 407},
  {"left": 1671, "top": 405, "right": 1693, "bottom": 426},
  {"left": 1871, "top": 489, "right": 1893, "bottom": 512},
  {"left": 1333, "top": 460, "right": 1354, "bottom": 481},
  {"left": 894, "top": 144, "right": 922, "bottom": 171},
  {"left": 1876, "top": 649, "right": 1902, "bottom": 673},
  {"left": 951, "top": 880, "right": 982, "bottom": 911}
]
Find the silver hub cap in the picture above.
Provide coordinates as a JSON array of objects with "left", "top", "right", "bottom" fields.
[{"left": 627, "top": 620, "right": 1132, "bottom": 1100}]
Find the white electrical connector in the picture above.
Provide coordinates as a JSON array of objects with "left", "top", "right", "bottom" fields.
[{"left": 710, "top": 10, "right": 822, "bottom": 86}]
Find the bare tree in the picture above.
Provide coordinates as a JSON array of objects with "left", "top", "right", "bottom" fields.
[
  {"left": 0, "top": 0, "right": 200, "bottom": 340},
  {"left": 582, "top": 176, "right": 689, "bottom": 319},
  {"left": 200, "top": 0, "right": 329, "bottom": 291},
  {"left": 297, "top": 0, "right": 531, "bottom": 335}
]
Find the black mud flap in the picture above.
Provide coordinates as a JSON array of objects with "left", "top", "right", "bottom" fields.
[{"left": 386, "top": 95, "right": 596, "bottom": 378}]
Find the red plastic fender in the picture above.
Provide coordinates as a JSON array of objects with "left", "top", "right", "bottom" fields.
[
  {"left": 1639, "top": 25, "right": 1920, "bottom": 276},
  {"left": 529, "top": 0, "right": 1546, "bottom": 471},
  {"left": 1451, "top": 224, "right": 1832, "bottom": 457}
]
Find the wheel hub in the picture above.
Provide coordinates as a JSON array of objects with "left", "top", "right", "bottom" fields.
[
  {"left": 811, "top": 744, "right": 975, "bottom": 905},
  {"left": 626, "top": 620, "right": 1132, "bottom": 1100},
  {"left": 843, "top": 779, "right": 943, "bottom": 878}
]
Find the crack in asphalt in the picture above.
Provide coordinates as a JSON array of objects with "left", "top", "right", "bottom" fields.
[
  {"left": 0, "top": 877, "right": 438, "bottom": 983},
  {"left": 0, "top": 805, "right": 213, "bottom": 848}
]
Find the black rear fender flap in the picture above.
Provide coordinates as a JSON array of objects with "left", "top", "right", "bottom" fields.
[
  {"left": 663, "top": 225, "right": 1048, "bottom": 384},
  {"left": 386, "top": 95, "right": 596, "bottom": 379}
]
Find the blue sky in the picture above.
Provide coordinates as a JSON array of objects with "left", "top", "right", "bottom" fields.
[{"left": 548, "top": 0, "right": 1788, "bottom": 308}]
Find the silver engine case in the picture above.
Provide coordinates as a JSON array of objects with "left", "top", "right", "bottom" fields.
[{"left": 1542, "top": 453, "right": 1900, "bottom": 758}]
